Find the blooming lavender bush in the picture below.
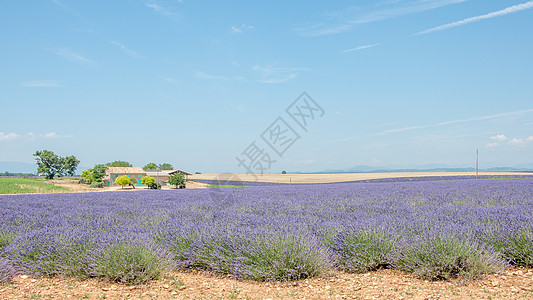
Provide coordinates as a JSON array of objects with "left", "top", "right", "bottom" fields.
[
  {"left": 0, "top": 178, "right": 532, "bottom": 282},
  {"left": 0, "top": 258, "right": 16, "bottom": 284}
]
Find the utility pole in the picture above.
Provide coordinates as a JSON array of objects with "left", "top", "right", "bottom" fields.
[{"left": 476, "top": 149, "right": 479, "bottom": 180}]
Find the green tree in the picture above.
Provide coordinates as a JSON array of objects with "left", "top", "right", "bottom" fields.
[
  {"left": 63, "top": 155, "right": 80, "bottom": 176},
  {"left": 80, "top": 169, "right": 94, "bottom": 183},
  {"left": 107, "top": 161, "right": 132, "bottom": 167},
  {"left": 158, "top": 163, "right": 173, "bottom": 170},
  {"left": 92, "top": 164, "right": 107, "bottom": 181},
  {"left": 115, "top": 175, "right": 131, "bottom": 189},
  {"left": 168, "top": 172, "right": 185, "bottom": 188},
  {"left": 34, "top": 150, "right": 80, "bottom": 179},
  {"left": 141, "top": 176, "right": 155, "bottom": 186},
  {"left": 143, "top": 163, "right": 158, "bottom": 170},
  {"left": 129, "top": 177, "right": 138, "bottom": 189}
]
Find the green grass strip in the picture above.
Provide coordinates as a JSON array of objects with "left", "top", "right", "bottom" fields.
[{"left": 0, "top": 178, "right": 69, "bottom": 194}]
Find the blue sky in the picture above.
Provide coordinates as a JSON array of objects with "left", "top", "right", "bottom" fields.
[{"left": 1, "top": 0, "right": 532, "bottom": 174}]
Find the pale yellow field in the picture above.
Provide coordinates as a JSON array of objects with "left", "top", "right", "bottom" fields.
[{"left": 190, "top": 171, "right": 529, "bottom": 184}]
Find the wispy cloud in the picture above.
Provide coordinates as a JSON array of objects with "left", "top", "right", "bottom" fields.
[
  {"left": 0, "top": 132, "right": 72, "bottom": 141},
  {"left": 194, "top": 71, "right": 230, "bottom": 81},
  {"left": 486, "top": 134, "right": 533, "bottom": 148},
  {"left": 43, "top": 132, "right": 72, "bottom": 139},
  {"left": 48, "top": 48, "right": 92, "bottom": 64},
  {"left": 142, "top": 0, "right": 181, "bottom": 21},
  {"left": 111, "top": 41, "right": 141, "bottom": 57},
  {"left": 490, "top": 134, "right": 508, "bottom": 142},
  {"left": 231, "top": 24, "right": 255, "bottom": 33},
  {"left": 417, "top": 1, "right": 533, "bottom": 35},
  {"left": 160, "top": 76, "right": 180, "bottom": 86},
  {"left": 21, "top": 80, "right": 63, "bottom": 88},
  {"left": 341, "top": 43, "right": 381, "bottom": 54},
  {"left": 0, "top": 132, "right": 20, "bottom": 142},
  {"left": 252, "top": 64, "right": 309, "bottom": 84},
  {"left": 296, "top": 0, "right": 467, "bottom": 36},
  {"left": 379, "top": 109, "right": 533, "bottom": 135}
]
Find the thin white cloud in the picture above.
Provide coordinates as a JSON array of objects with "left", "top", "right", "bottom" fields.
[
  {"left": 341, "top": 43, "right": 381, "bottom": 53},
  {"left": 160, "top": 77, "right": 180, "bottom": 86},
  {"left": 231, "top": 24, "right": 255, "bottom": 33},
  {"left": 194, "top": 71, "right": 230, "bottom": 81},
  {"left": 378, "top": 109, "right": 533, "bottom": 135},
  {"left": 43, "top": 132, "right": 72, "bottom": 139},
  {"left": 21, "top": 80, "right": 63, "bottom": 88},
  {"left": 487, "top": 134, "right": 533, "bottom": 148},
  {"left": 0, "top": 132, "right": 20, "bottom": 142},
  {"left": 485, "top": 142, "right": 500, "bottom": 148},
  {"left": 509, "top": 138, "right": 526, "bottom": 146},
  {"left": 490, "top": 134, "right": 507, "bottom": 142},
  {"left": 252, "top": 65, "right": 309, "bottom": 84},
  {"left": 111, "top": 41, "right": 140, "bottom": 57},
  {"left": 143, "top": 0, "right": 181, "bottom": 21},
  {"left": 297, "top": 0, "right": 467, "bottom": 36},
  {"left": 48, "top": 48, "right": 92, "bottom": 64},
  {"left": 417, "top": 1, "right": 533, "bottom": 35}
]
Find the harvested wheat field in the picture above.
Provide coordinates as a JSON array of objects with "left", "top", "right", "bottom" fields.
[{"left": 190, "top": 171, "right": 530, "bottom": 184}]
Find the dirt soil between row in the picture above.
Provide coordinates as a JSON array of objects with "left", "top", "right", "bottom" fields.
[{"left": 1, "top": 267, "right": 532, "bottom": 299}]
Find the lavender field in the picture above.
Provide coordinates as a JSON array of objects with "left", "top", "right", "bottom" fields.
[{"left": 1, "top": 178, "right": 532, "bottom": 285}]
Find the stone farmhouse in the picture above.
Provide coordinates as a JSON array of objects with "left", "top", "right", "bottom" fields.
[{"left": 103, "top": 167, "right": 191, "bottom": 187}]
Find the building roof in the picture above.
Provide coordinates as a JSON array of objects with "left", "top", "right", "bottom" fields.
[
  {"left": 145, "top": 170, "right": 192, "bottom": 176},
  {"left": 169, "top": 170, "right": 192, "bottom": 176},
  {"left": 106, "top": 167, "right": 146, "bottom": 174},
  {"left": 145, "top": 170, "right": 174, "bottom": 177}
]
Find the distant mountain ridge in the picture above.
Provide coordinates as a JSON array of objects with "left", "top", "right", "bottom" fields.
[{"left": 317, "top": 165, "right": 533, "bottom": 174}]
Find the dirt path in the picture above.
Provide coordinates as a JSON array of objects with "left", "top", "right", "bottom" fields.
[{"left": 1, "top": 268, "right": 532, "bottom": 299}]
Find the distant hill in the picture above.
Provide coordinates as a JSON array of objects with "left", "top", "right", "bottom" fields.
[{"left": 315, "top": 165, "right": 533, "bottom": 174}]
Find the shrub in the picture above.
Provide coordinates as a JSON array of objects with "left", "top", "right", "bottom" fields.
[
  {"left": 89, "top": 181, "right": 104, "bottom": 188},
  {"left": 331, "top": 229, "right": 396, "bottom": 273},
  {"left": 500, "top": 229, "right": 533, "bottom": 267},
  {"left": 0, "top": 258, "right": 16, "bottom": 284},
  {"left": 395, "top": 236, "right": 505, "bottom": 280},
  {"left": 94, "top": 243, "right": 171, "bottom": 285},
  {"left": 148, "top": 183, "right": 161, "bottom": 190},
  {"left": 176, "top": 232, "right": 329, "bottom": 281}
]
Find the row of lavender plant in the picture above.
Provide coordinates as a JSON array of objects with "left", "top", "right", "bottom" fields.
[{"left": 1, "top": 179, "right": 532, "bottom": 284}]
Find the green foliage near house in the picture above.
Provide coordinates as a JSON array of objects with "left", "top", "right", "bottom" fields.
[
  {"left": 168, "top": 172, "right": 185, "bottom": 188},
  {"left": 141, "top": 176, "right": 155, "bottom": 186},
  {"left": 89, "top": 181, "right": 104, "bottom": 188},
  {"left": 107, "top": 161, "right": 132, "bottom": 167},
  {"left": 143, "top": 163, "right": 158, "bottom": 170},
  {"left": 158, "top": 163, "right": 173, "bottom": 170},
  {"left": 80, "top": 170, "right": 94, "bottom": 183},
  {"left": 34, "top": 150, "right": 80, "bottom": 179},
  {"left": 129, "top": 177, "right": 137, "bottom": 189},
  {"left": 80, "top": 164, "right": 107, "bottom": 184},
  {"left": 142, "top": 176, "right": 160, "bottom": 189},
  {"left": 92, "top": 164, "right": 107, "bottom": 181},
  {"left": 143, "top": 163, "right": 173, "bottom": 170},
  {"left": 115, "top": 175, "right": 131, "bottom": 189}
]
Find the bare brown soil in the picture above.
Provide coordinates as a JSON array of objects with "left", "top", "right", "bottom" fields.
[{"left": 1, "top": 268, "right": 532, "bottom": 299}]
